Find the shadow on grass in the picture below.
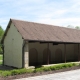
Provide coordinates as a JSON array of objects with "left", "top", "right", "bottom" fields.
[{"left": 0, "top": 64, "right": 15, "bottom": 71}]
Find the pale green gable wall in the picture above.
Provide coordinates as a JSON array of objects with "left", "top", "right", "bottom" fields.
[{"left": 4, "top": 23, "right": 23, "bottom": 68}]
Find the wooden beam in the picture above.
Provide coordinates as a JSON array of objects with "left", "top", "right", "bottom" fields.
[
  {"left": 2, "top": 46, "right": 4, "bottom": 65},
  {"left": 64, "top": 44, "right": 66, "bottom": 63},
  {"left": 78, "top": 44, "right": 80, "bottom": 61},
  {"left": 47, "top": 43, "right": 49, "bottom": 64},
  {"left": 74, "top": 44, "right": 75, "bottom": 61}
]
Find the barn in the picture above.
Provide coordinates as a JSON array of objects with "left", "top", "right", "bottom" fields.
[{"left": 1, "top": 19, "right": 80, "bottom": 68}]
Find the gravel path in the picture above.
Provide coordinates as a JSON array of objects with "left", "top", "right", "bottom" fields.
[{"left": 15, "top": 69, "right": 80, "bottom": 80}]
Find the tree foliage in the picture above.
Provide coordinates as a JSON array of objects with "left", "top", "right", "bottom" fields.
[
  {"left": 0, "top": 26, "right": 4, "bottom": 41},
  {"left": 0, "top": 26, "right": 4, "bottom": 53},
  {"left": 67, "top": 25, "right": 80, "bottom": 30},
  {"left": 75, "top": 26, "right": 80, "bottom": 30},
  {"left": 67, "top": 25, "right": 74, "bottom": 28}
]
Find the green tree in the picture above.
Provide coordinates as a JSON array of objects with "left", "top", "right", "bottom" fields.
[
  {"left": 0, "top": 26, "right": 4, "bottom": 41},
  {"left": 75, "top": 26, "right": 80, "bottom": 29},
  {"left": 0, "top": 26, "right": 4, "bottom": 54},
  {"left": 67, "top": 25, "right": 74, "bottom": 28}
]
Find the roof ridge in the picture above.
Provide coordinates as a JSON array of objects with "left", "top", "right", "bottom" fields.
[
  {"left": 11, "top": 18, "right": 79, "bottom": 31},
  {"left": 1, "top": 18, "right": 80, "bottom": 44}
]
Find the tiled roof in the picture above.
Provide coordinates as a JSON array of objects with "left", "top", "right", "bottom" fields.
[{"left": 2, "top": 19, "right": 80, "bottom": 43}]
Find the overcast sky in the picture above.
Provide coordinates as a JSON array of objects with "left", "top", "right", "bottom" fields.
[{"left": 0, "top": 0, "right": 80, "bottom": 30}]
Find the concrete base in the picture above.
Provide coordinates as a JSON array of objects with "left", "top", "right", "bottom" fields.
[
  {"left": 42, "top": 61, "right": 80, "bottom": 67},
  {"left": 25, "top": 61, "right": 80, "bottom": 69},
  {"left": 25, "top": 66, "right": 35, "bottom": 69}
]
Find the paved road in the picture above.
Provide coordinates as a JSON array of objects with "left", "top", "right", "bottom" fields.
[{"left": 15, "top": 69, "right": 80, "bottom": 80}]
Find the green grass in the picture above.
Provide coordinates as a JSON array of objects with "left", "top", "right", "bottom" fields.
[
  {"left": 0, "top": 69, "right": 34, "bottom": 77},
  {"left": 0, "top": 62, "right": 79, "bottom": 77},
  {"left": 34, "top": 63, "right": 78, "bottom": 72}
]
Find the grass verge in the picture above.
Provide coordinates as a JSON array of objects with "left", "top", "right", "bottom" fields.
[{"left": 0, "top": 63, "right": 79, "bottom": 77}]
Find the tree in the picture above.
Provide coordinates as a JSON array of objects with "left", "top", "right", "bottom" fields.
[
  {"left": 67, "top": 25, "right": 80, "bottom": 29},
  {"left": 0, "top": 26, "right": 4, "bottom": 41},
  {"left": 75, "top": 26, "right": 80, "bottom": 29},
  {"left": 67, "top": 25, "right": 74, "bottom": 28},
  {"left": 0, "top": 26, "right": 4, "bottom": 54}
]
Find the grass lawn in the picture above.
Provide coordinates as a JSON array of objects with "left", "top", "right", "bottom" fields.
[
  {"left": 0, "top": 54, "right": 80, "bottom": 77},
  {"left": 0, "top": 55, "right": 79, "bottom": 77},
  {"left": 0, "top": 62, "right": 79, "bottom": 77}
]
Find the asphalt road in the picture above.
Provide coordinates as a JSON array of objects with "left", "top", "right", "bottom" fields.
[{"left": 15, "top": 69, "right": 80, "bottom": 80}]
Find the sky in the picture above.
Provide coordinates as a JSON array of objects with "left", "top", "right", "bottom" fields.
[{"left": 0, "top": 0, "right": 80, "bottom": 30}]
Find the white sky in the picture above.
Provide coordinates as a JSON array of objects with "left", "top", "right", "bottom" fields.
[{"left": 0, "top": 0, "right": 80, "bottom": 30}]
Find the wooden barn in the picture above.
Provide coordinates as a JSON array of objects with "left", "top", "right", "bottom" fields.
[{"left": 1, "top": 19, "right": 80, "bottom": 68}]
